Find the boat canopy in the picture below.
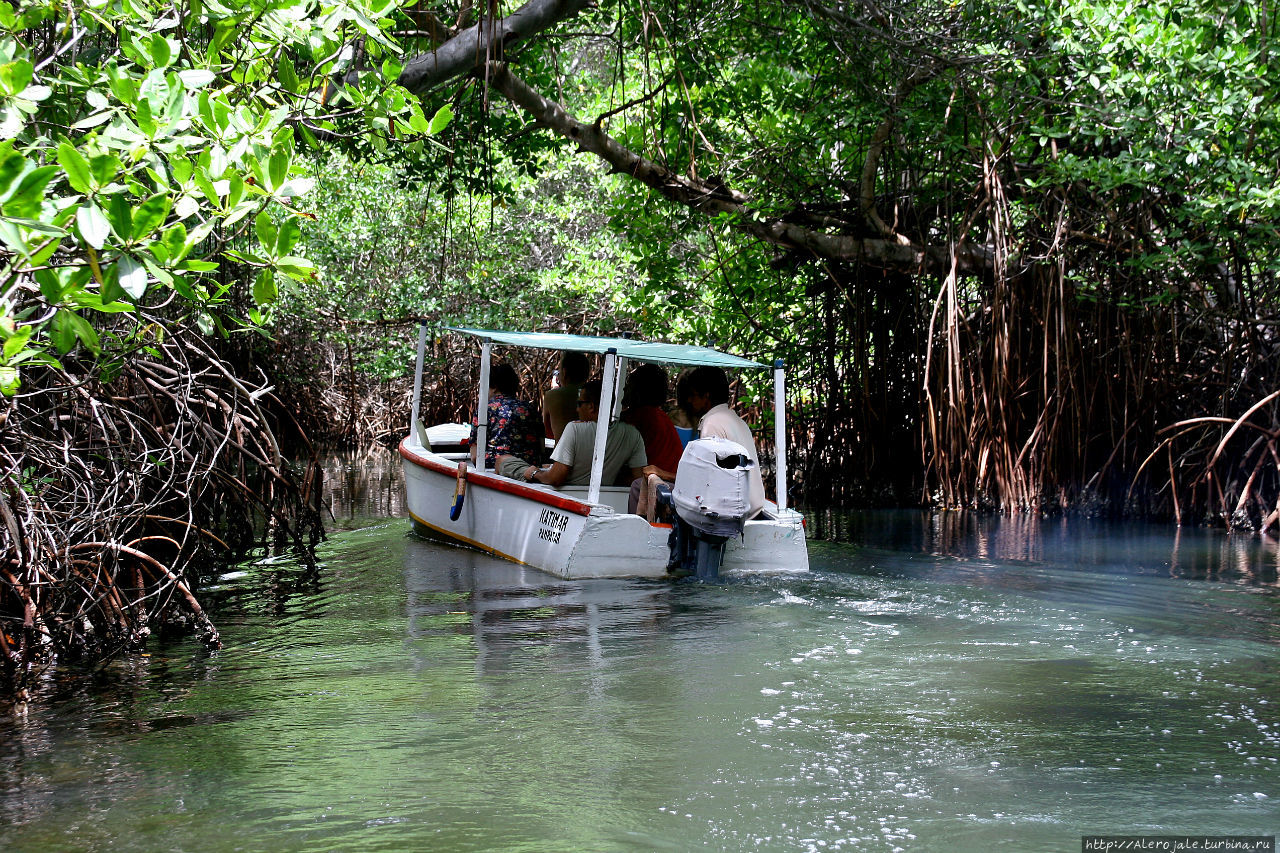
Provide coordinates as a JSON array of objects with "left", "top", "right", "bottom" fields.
[
  {"left": 447, "top": 327, "right": 765, "bottom": 369},
  {"left": 410, "top": 324, "right": 788, "bottom": 513}
]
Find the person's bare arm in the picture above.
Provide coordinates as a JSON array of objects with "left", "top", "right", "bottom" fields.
[
  {"left": 528, "top": 461, "right": 571, "bottom": 487},
  {"left": 542, "top": 398, "right": 555, "bottom": 440},
  {"left": 641, "top": 464, "right": 675, "bottom": 481}
]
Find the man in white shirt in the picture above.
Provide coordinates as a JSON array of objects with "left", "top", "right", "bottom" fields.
[
  {"left": 679, "top": 366, "right": 766, "bottom": 517},
  {"left": 498, "top": 380, "right": 646, "bottom": 487}
]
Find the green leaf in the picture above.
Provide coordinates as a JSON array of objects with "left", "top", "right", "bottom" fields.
[
  {"left": 170, "top": 274, "right": 197, "bottom": 301},
  {"left": 252, "top": 267, "right": 277, "bottom": 305},
  {"left": 276, "top": 217, "right": 301, "bottom": 256},
  {"left": 0, "top": 365, "right": 19, "bottom": 396},
  {"left": 76, "top": 202, "right": 110, "bottom": 249},
  {"left": 28, "top": 233, "right": 61, "bottom": 266},
  {"left": 226, "top": 171, "right": 243, "bottom": 208},
  {"left": 268, "top": 150, "right": 289, "bottom": 191},
  {"left": 67, "top": 312, "right": 100, "bottom": 354},
  {"left": 149, "top": 33, "right": 173, "bottom": 68},
  {"left": 2, "top": 326, "right": 32, "bottom": 361},
  {"left": 106, "top": 67, "right": 137, "bottom": 105},
  {"left": 36, "top": 268, "right": 63, "bottom": 302},
  {"left": 116, "top": 254, "right": 147, "bottom": 299},
  {"left": 136, "top": 96, "right": 156, "bottom": 137},
  {"left": 223, "top": 199, "right": 257, "bottom": 227},
  {"left": 161, "top": 222, "right": 187, "bottom": 262},
  {"left": 107, "top": 193, "right": 133, "bottom": 241},
  {"left": 428, "top": 104, "right": 453, "bottom": 135},
  {"left": 141, "top": 256, "right": 174, "bottom": 286},
  {"left": 299, "top": 124, "right": 320, "bottom": 151},
  {"left": 255, "top": 212, "right": 277, "bottom": 254},
  {"left": 184, "top": 216, "right": 218, "bottom": 251},
  {"left": 3, "top": 164, "right": 59, "bottom": 217},
  {"left": 57, "top": 141, "right": 93, "bottom": 193},
  {"left": 131, "top": 193, "right": 171, "bottom": 239},
  {"left": 170, "top": 153, "right": 193, "bottom": 184},
  {"left": 100, "top": 267, "right": 125, "bottom": 304},
  {"left": 0, "top": 144, "right": 29, "bottom": 203},
  {"left": 276, "top": 177, "right": 313, "bottom": 198},
  {"left": 70, "top": 292, "right": 134, "bottom": 314},
  {"left": 0, "top": 59, "right": 32, "bottom": 97},
  {"left": 72, "top": 111, "right": 115, "bottom": 130},
  {"left": 279, "top": 57, "right": 299, "bottom": 93},
  {"left": 90, "top": 153, "right": 121, "bottom": 187},
  {"left": 50, "top": 309, "right": 76, "bottom": 354},
  {"left": 208, "top": 21, "right": 236, "bottom": 60}
]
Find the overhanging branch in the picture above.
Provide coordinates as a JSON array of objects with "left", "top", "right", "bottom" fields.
[
  {"left": 391, "top": 0, "right": 991, "bottom": 274},
  {"left": 397, "top": 0, "right": 594, "bottom": 96},
  {"left": 487, "top": 63, "right": 991, "bottom": 273}
]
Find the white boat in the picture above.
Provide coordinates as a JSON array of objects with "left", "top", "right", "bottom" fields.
[{"left": 399, "top": 327, "right": 808, "bottom": 579}]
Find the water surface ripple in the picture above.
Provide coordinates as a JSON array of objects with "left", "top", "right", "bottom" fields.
[{"left": 1, "top": 512, "right": 1277, "bottom": 851}]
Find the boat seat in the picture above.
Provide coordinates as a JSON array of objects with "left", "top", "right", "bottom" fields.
[{"left": 560, "top": 485, "right": 631, "bottom": 514}]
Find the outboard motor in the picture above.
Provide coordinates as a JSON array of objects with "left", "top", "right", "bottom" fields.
[{"left": 664, "top": 437, "right": 755, "bottom": 579}]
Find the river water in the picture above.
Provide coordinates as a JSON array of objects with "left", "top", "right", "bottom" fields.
[{"left": 1, "top": 454, "right": 1277, "bottom": 851}]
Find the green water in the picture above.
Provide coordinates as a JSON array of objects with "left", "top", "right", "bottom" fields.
[{"left": 1, "top": 509, "right": 1277, "bottom": 851}]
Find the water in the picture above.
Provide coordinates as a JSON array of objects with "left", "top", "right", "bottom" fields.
[{"left": 1, "top": 459, "right": 1277, "bottom": 850}]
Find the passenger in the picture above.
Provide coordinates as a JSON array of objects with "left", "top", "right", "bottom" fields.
[
  {"left": 468, "top": 363, "right": 545, "bottom": 468},
  {"left": 679, "top": 366, "right": 765, "bottom": 517},
  {"left": 667, "top": 395, "right": 695, "bottom": 447},
  {"left": 497, "top": 380, "right": 646, "bottom": 488},
  {"left": 621, "top": 364, "right": 683, "bottom": 515},
  {"left": 542, "top": 350, "right": 590, "bottom": 441}
]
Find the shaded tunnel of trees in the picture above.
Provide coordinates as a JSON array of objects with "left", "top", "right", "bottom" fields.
[{"left": 2, "top": 0, "right": 1280, "bottom": 695}]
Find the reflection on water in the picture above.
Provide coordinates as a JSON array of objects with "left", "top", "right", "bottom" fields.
[
  {"left": 0, "top": 512, "right": 1277, "bottom": 852},
  {"left": 811, "top": 508, "right": 1280, "bottom": 586},
  {"left": 319, "top": 446, "right": 406, "bottom": 529}
]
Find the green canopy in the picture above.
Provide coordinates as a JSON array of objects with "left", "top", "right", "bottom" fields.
[{"left": 448, "top": 327, "right": 767, "bottom": 369}]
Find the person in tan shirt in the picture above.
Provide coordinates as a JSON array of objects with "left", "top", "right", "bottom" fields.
[{"left": 542, "top": 351, "right": 590, "bottom": 440}]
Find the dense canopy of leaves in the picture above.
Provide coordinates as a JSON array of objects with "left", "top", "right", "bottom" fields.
[
  {"left": 0, "top": 0, "right": 450, "bottom": 393},
  {"left": 7, "top": 0, "right": 1280, "bottom": 514}
]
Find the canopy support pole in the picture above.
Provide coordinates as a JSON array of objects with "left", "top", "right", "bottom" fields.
[
  {"left": 411, "top": 324, "right": 429, "bottom": 448},
  {"left": 773, "top": 359, "right": 788, "bottom": 512},
  {"left": 588, "top": 348, "right": 618, "bottom": 505},
  {"left": 611, "top": 356, "right": 629, "bottom": 420},
  {"left": 474, "top": 341, "right": 492, "bottom": 469}
]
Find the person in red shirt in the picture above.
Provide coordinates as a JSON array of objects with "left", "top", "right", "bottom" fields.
[{"left": 622, "top": 364, "right": 683, "bottom": 515}]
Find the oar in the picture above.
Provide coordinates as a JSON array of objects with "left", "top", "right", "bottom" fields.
[{"left": 449, "top": 460, "right": 467, "bottom": 521}]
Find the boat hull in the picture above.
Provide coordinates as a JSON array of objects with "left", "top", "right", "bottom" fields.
[{"left": 399, "top": 437, "right": 808, "bottom": 579}]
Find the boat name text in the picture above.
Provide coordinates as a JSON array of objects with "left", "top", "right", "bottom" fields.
[{"left": 537, "top": 508, "right": 569, "bottom": 544}]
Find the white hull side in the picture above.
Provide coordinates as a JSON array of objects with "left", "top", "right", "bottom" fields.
[{"left": 400, "top": 438, "right": 807, "bottom": 579}]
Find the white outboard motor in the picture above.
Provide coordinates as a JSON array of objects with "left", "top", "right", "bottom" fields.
[{"left": 665, "top": 437, "right": 755, "bottom": 579}]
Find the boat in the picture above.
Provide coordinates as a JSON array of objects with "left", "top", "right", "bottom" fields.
[{"left": 399, "top": 327, "right": 808, "bottom": 579}]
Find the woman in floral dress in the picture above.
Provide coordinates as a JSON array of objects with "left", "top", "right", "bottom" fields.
[{"left": 469, "top": 363, "right": 545, "bottom": 467}]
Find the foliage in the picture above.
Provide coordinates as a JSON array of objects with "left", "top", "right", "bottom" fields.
[
  {"left": 0, "top": 0, "right": 461, "bottom": 697},
  {"left": 263, "top": 146, "right": 652, "bottom": 442},
  {"left": 0, "top": 0, "right": 450, "bottom": 395},
  {"left": 341, "top": 0, "right": 1280, "bottom": 516}
]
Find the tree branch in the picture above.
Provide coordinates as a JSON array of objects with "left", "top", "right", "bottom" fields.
[
  {"left": 487, "top": 63, "right": 991, "bottom": 273},
  {"left": 397, "top": 0, "right": 594, "bottom": 96},
  {"left": 388, "top": 0, "right": 990, "bottom": 273}
]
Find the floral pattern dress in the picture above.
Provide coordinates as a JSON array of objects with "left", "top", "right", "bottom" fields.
[{"left": 470, "top": 393, "right": 545, "bottom": 467}]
